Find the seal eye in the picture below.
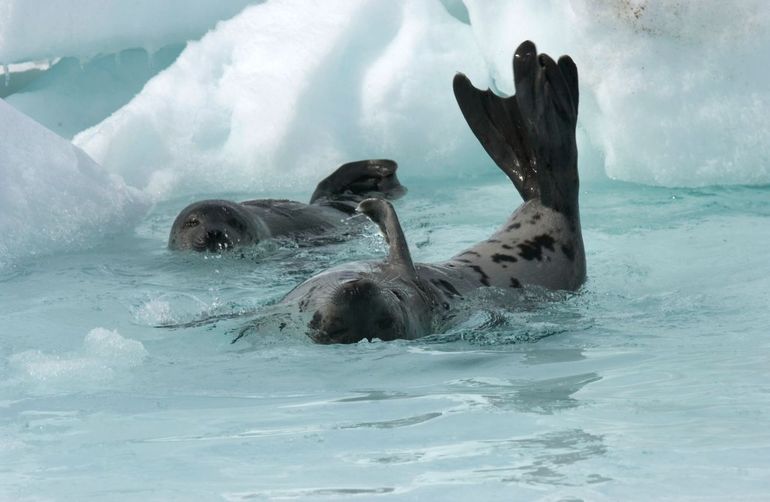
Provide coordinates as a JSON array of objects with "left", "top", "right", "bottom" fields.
[{"left": 184, "top": 217, "right": 200, "bottom": 228}]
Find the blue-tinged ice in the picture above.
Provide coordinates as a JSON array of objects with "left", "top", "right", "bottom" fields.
[
  {"left": 74, "top": 0, "right": 490, "bottom": 198},
  {"left": 0, "top": 0, "right": 258, "bottom": 64},
  {"left": 0, "top": 98, "right": 147, "bottom": 268},
  {"left": 464, "top": 0, "right": 770, "bottom": 185},
  {"left": 4, "top": 46, "right": 183, "bottom": 139}
]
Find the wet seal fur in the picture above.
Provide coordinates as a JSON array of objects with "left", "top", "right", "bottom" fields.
[
  {"left": 279, "top": 41, "right": 585, "bottom": 343},
  {"left": 168, "top": 159, "right": 405, "bottom": 252}
]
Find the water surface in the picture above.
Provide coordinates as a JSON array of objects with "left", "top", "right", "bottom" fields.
[{"left": 1, "top": 178, "right": 769, "bottom": 500}]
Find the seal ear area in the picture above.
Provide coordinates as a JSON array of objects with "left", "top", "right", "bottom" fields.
[{"left": 356, "top": 198, "right": 417, "bottom": 281}]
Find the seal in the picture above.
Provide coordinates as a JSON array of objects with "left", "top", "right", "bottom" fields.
[
  {"left": 278, "top": 41, "right": 586, "bottom": 343},
  {"left": 168, "top": 159, "right": 405, "bottom": 252}
]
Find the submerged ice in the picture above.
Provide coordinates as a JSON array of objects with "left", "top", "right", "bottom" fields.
[{"left": 9, "top": 328, "right": 147, "bottom": 390}]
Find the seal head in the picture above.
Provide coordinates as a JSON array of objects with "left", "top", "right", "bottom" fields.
[
  {"left": 307, "top": 275, "right": 432, "bottom": 344},
  {"left": 168, "top": 199, "right": 269, "bottom": 252},
  {"left": 284, "top": 198, "right": 436, "bottom": 344},
  {"left": 168, "top": 159, "right": 405, "bottom": 253}
]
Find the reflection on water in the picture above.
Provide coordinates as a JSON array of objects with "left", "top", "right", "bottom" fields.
[
  {"left": 449, "top": 372, "right": 601, "bottom": 414},
  {"left": 521, "top": 348, "right": 587, "bottom": 365},
  {"left": 223, "top": 486, "right": 395, "bottom": 500},
  {"left": 350, "top": 429, "right": 609, "bottom": 489},
  {"left": 340, "top": 412, "right": 443, "bottom": 430}
]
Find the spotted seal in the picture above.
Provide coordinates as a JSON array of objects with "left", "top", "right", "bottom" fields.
[
  {"left": 279, "top": 41, "right": 585, "bottom": 343},
  {"left": 168, "top": 159, "right": 405, "bottom": 252}
]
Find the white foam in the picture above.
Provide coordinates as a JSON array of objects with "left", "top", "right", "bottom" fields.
[
  {"left": 9, "top": 328, "right": 148, "bottom": 386},
  {"left": 82, "top": 327, "right": 148, "bottom": 363},
  {"left": 131, "top": 293, "right": 211, "bottom": 326}
]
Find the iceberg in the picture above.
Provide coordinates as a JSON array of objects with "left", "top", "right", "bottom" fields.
[
  {"left": 465, "top": 0, "right": 770, "bottom": 186},
  {"left": 74, "top": 0, "right": 490, "bottom": 197},
  {"left": 2, "top": 0, "right": 770, "bottom": 268},
  {"left": 0, "top": 0, "right": 257, "bottom": 64},
  {"left": 0, "top": 98, "right": 147, "bottom": 268},
  {"left": 4, "top": 46, "right": 183, "bottom": 139},
  {"left": 0, "top": 1, "right": 258, "bottom": 140}
]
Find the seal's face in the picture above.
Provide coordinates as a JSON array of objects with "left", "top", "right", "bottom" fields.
[
  {"left": 168, "top": 200, "right": 260, "bottom": 252},
  {"left": 307, "top": 277, "right": 432, "bottom": 344}
]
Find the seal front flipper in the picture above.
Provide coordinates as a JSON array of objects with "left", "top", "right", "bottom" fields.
[
  {"left": 309, "top": 159, "right": 406, "bottom": 209},
  {"left": 356, "top": 198, "right": 417, "bottom": 281}
]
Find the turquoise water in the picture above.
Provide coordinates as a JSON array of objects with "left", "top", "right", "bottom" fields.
[{"left": 1, "top": 176, "right": 769, "bottom": 500}]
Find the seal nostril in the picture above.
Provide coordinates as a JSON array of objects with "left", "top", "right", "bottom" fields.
[{"left": 207, "top": 230, "right": 224, "bottom": 240}]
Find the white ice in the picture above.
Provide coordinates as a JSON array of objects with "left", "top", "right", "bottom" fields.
[
  {"left": 0, "top": 0, "right": 257, "bottom": 64},
  {"left": 464, "top": 0, "right": 770, "bottom": 185},
  {"left": 2, "top": 0, "right": 770, "bottom": 267},
  {"left": 0, "top": 98, "right": 147, "bottom": 267},
  {"left": 74, "top": 0, "right": 490, "bottom": 197},
  {"left": 4, "top": 46, "right": 183, "bottom": 139}
]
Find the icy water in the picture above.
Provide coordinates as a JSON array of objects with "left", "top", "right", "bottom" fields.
[{"left": 1, "top": 176, "right": 769, "bottom": 500}]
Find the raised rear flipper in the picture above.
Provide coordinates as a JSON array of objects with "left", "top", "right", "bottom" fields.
[
  {"left": 309, "top": 159, "right": 406, "bottom": 212},
  {"left": 453, "top": 40, "right": 580, "bottom": 219}
]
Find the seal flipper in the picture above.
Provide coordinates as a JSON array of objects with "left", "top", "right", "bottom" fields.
[
  {"left": 454, "top": 40, "right": 580, "bottom": 218},
  {"left": 453, "top": 73, "right": 539, "bottom": 201},
  {"left": 356, "top": 198, "right": 418, "bottom": 281},
  {"left": 309, "top": 159, "right": 406, "bottom": 208}
]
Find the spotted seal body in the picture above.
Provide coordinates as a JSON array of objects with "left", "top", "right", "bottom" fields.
[
  {"left": 439, "top": 200, "right": 584, "bottom": 292},
  {"left": 168, "top": 159, "right": 405, "bottom": 252},
  {"left": 279, "top": 41, "right": 585, "bottom": 343}
]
